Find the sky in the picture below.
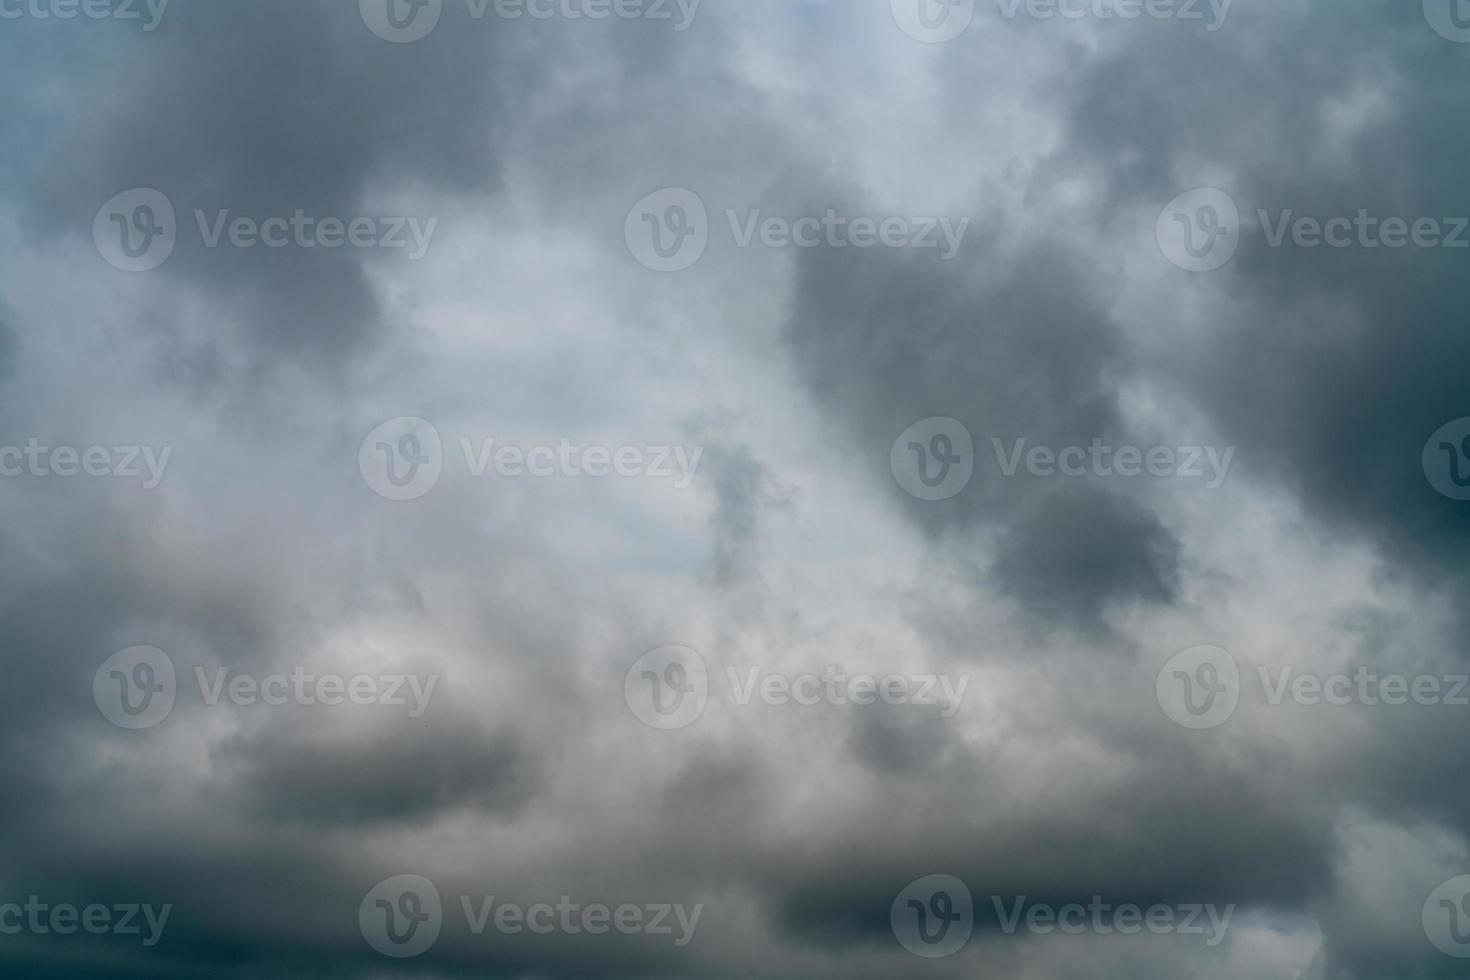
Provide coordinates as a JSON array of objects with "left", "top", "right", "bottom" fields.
[{"left": 3, "top": 0, "right": 1470, "bottom": 977}]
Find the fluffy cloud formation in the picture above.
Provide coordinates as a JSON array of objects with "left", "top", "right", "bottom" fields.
[{"left": 1, "top": 1, "right": 1468, "bottom": 977}]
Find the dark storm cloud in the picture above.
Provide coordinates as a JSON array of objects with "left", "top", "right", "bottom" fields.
[
  {"left": 1059, "top": 2, "right": 1470, "bottom": 591},
  {"left": 26, "top": 0, "right": 528, "bottom": 364},
  {"left": 845, "top": 700, "right": 959, "bottom": 774},
  {"left": 4, "top": 1, "right": 1470, "bottom": 978},
  {"left": 991, "top": 484, "right": 1181, "bottom": 623},
  {"left": 765, "top": 697, "right": 1337, "bottom": 954},
  {"left": 219, "top": 710, "right": 539, "bottom": 828},
  {"left": 1045, "top": 6, "right": 1470, "bottom": 975},
  {"left": 783, "top": 228, "right": 1180, "bottom": 624}
]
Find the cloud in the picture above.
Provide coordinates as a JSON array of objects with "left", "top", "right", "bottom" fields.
[{"left": 1, "top": 2, "right": 1467, "bottom": 978}]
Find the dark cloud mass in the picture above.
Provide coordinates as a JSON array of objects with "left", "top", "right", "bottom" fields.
[{"left": 1, "top": 0, "right": 1469, "bottom": 977}]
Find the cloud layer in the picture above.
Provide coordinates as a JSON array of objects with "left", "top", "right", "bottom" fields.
[{"left": 2, "top": 1, "right": 1469, "bottom": 977}]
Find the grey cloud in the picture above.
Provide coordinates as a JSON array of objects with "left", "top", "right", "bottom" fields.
[
  {"left": 991, "top": 484, "right": 1181, "bottom": 626},
  {"left": 218, "top": 711, "right": 538, "bottom": 828},
  {"left": 783, "top": 226, "right": 1179, "bottom": 624},
  {"left": 1058, "top": 3, "right": 1470, "bottom": 594},
  {"left": 26, "top": 0, "right": 526, "bottom": 366},
  {"left": 3, "top": 2, "right": 1469, "bottom": 979}
]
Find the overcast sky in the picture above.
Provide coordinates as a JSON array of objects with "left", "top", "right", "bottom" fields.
[{"left": 3, "top": 0, "right": 1470, "bottom": 977}]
